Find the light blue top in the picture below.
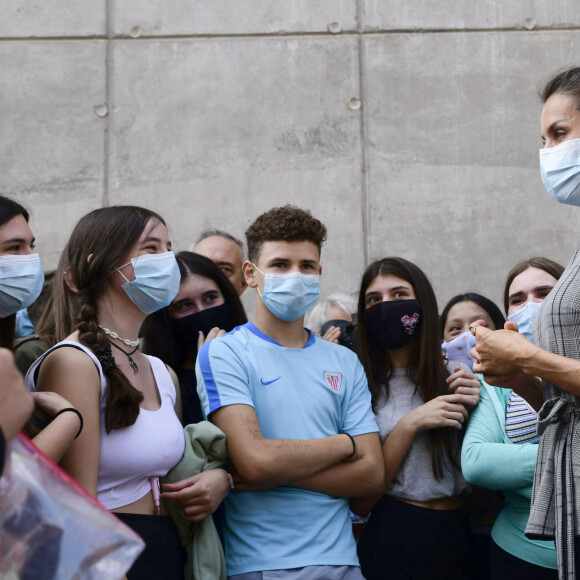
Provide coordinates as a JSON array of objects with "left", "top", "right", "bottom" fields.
[
  {"left": 196, "top": 322, "right": 379, "bottom": 576},
  {"left": 461, "top": 381, "right": 557, "bottom": 569}
]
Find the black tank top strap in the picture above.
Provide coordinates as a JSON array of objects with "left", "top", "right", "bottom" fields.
[{"left": 33, "top": 343, "right": 100, "bottom": 385}]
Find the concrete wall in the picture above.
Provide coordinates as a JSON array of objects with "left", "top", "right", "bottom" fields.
[{"left": 1, "top": 2, "right": 579, "bottom": 316}]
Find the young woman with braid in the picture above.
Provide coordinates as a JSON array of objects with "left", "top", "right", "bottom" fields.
[{"left": 26, "top": 206, "right": 230, "bottom": 580}]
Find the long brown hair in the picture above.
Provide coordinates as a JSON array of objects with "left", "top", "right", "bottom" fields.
[
  {"left": 64, "top": 206, "right": 166, "bottom": 432},
  {"left": 357, "top": 257, "right": 460, "bottom": 479},
  {"left": 35, "top": 251, "right": 76, "bottom": 346}
]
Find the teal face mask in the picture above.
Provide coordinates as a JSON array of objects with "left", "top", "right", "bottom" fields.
[
  {"left": 253, "top": 264, "right": 321, "bottom": 322},
  {"left": 507, "top": 301, "right": 543, "bottom": 343},
  {"left": 116, "top": 251, "right": 180, "bottom": 315},
  {"left": 0, "top": 254, "right": 44, "bottom": 318},
  {"left": 540, "top": 138, "right": 580, "bottom": 206}
]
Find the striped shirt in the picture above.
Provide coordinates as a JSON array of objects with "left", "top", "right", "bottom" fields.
[{"left": 505, "top": 392, "right": 540, "bottom": 444}]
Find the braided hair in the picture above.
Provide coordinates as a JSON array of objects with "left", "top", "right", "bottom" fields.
[{"left": 65, "top": 206, "right": 165, "bottom": 433}]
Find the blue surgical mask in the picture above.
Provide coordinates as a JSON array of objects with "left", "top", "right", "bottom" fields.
[
  {"left": 441, "top": 331, "right": 477, "bottom": 371},
  {"left": 117, "top": 252, "right": 180, "bottom": 315},
  {"left": 539, "top": 138, "right": 580, "bottom": 206},
  {"left": 0, "top": 254, "right": 45, "bottom": 318},
  {"left": 507, "top": 301, "right": 542, "bottom": 343},
  {"left": 15, "top": 309, "right": 35, "bottom": 338},
  {"left": 254, "top": 264, "right": 321, "bottom": 322}
]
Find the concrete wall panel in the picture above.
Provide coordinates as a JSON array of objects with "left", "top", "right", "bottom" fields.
[
  {"left": 364, "top": 31, "right": 580, "bottom": 308},
  {"left": 113, "top": 1, "right": 357, "bottom": 37},
  {"left": 1, "top": 3, "right": 579, "bottom": 313},
  {"left": 1, "top": 1, "right": 106, "bottom": 38},
  {"left": 0, "top": 41, "right": 107, "bottom": 265},
  {"left": 362, "top": 0, "right": 580, "bottom": 31},
  {"left": 108, "top": 37, "right": 364, "bottom": 296}
]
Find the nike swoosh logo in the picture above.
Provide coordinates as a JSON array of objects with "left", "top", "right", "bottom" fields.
[{"left": 260, "top": 376, "right": 281, "bottom": 386}]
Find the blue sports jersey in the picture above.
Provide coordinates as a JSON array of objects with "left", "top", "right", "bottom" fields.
[{"left": 196, "top": 321, "right": 378, "bottom": 575}]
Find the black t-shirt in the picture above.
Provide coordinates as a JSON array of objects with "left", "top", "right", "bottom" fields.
[{"left": 176, "top": 367, "right": 204, "bottom": 426}]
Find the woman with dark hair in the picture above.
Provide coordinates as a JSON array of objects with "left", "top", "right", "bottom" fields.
[
  {"left": 472, "top": 67, "right": 580, "bottom": 577},
  {"left": 352, "top": 257, "right": 479, "bottom": 580},
  {"left": 26, "top": 206, "right": 230, "bottom": 579},
  {"left": 141, "top": 251, "right": 247, "bottom": 425},
  {"left": 0, "top": 195, "right": 43, "bottom": 350},
  {"left": 441, "top": 293, "right": 506, "bottom": 372},
  {"left": 0, "top": 195, "right": 83, "bottom": 464}
]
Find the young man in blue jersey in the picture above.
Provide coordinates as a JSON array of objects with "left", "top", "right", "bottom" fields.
[{"left": 196, "top": 205, "right": 384, "bottom": 580}]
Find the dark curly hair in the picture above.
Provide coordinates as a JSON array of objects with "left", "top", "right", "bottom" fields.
[{"left": 245, "top": 205, "right": 327, "bottom": 263}]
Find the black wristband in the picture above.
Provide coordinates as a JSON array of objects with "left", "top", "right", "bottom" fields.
[
  {"left": 55, "top": 408, "right": 83, "bottom": 439},
  {"left": 343, "top": 432, "right": 356, "bottom": 459}
]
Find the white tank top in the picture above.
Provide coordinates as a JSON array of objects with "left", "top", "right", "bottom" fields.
[{"left": 26, "top": 340, "right": 185, "bottom": 509}]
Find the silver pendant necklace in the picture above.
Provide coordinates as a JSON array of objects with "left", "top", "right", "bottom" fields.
[{"left": 109, "top": 341, "right": 139, "bottom": 373}]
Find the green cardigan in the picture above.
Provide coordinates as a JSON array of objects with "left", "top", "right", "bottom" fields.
[
  {"left": 162, "top": 422, "right": 228, "bottom": 580},
  {"left": 461, "top": 381, "right": 557, "bottom": 569}
]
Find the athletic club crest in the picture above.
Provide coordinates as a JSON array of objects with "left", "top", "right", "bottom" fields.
[{"left": 324, "top": 371, "right": 343, "bottom": 394}]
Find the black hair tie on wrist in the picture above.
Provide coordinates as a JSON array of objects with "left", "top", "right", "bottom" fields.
[
  {"left": 55, "top": 408, "right": 84, "bottom": 439},
  {"left": 344, "top": 432, "right": 356, "bottom": 459}
]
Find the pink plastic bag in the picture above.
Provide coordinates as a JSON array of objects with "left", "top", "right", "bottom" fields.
[{"left": 0, "top": 433, "right": 144, "bottom": 579}]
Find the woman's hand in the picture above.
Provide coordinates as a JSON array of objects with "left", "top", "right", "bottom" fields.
[
  {"left": 321, "top": 326, "right": 341, "bottom": 344},
  {"left": 446, "top": 367, "right": 481, "bottom": 408},
  {"left": 196, "top": 327, "right": 227, "bottom": 351},
  {"left": 471, "top": 323, "right": 536, "bottom": 389},
  {"left": 31, "top": 391, "right": 76, "bottom": 418},
  {"left": 404, "top": 394, "right": 471, "bottom": 432},
  {"left": 161, "top": 469, "right": 230, "bottom": 522}
]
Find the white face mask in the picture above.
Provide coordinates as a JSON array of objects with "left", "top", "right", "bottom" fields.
[
  {"left": 441, "top": 331, "right": 477, "bottom": 371},
  {"left": 539, "top": 138, "right": 580, "bottom": 206}
]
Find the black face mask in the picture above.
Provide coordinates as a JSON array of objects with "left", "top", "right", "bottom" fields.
[
  {"left": 172, "top": 302, "right": 236, "bottom": 351},
  {"left": 320, "top": 319, "right": 356, "bottom": 352},
  {"left": 362, "top": 300, "right": 423, "bottom": 350}
]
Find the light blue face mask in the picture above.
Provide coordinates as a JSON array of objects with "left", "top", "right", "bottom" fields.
[
  {"left": 116, "top": 251, "right": 180, "bottom": 315},
  {"left": 441, "top": 331, "right": 477, "bottom": 371},
  {"left": 15, "top": 308, "right": 35, "bottom": 338},
  {"left": 0, "top": 254, "right": 45, "bottom": 318},
  {"left": 254, "top": 264, "right": 321, "bottom": 322},
  {"left": 507, "top": 301, "right": 543, "bottom": 343},
  {"left": 539, "top": 138, "right": 580, "bottom": 206}
]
